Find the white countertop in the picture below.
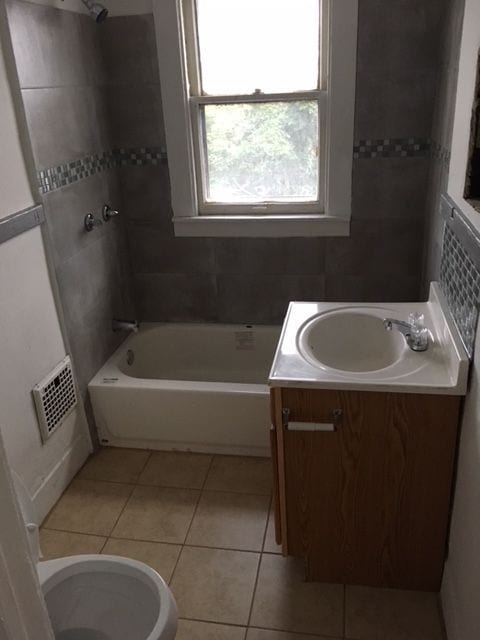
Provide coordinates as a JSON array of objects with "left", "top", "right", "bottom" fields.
[{"left": 268, "top": 283, "right": 469, "bottom": 395}]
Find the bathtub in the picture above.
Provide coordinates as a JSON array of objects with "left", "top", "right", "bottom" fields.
[{"left": 88, "top": 323, "right": 281, "bottom": 456}]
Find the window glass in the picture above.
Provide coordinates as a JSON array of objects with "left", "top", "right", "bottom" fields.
[
  {"left": 202, "top": 101, "right": 319, "bottom": 203},
  {"left": 196, "top": 0, "right": 320, "bottom": 95}
]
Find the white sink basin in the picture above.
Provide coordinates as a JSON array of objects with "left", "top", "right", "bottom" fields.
[
  {"left": 297, "top": 308, "right": 406, "bottom": 373},
  {"left": 268, "top": 283, "right": 469, "bottom": 395}
]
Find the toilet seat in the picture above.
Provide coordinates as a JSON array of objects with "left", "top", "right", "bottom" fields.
[{"left": 38, "top": 554, "right": 177, "bottom": 640}]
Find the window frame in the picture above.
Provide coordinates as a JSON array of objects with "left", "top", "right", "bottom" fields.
[{"left": 153, "top": 0, "right": 358, "bottom": 237}]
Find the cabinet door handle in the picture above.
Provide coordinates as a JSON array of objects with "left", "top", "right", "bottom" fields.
[{"left": 282, "top": 408, "right": 343, "bottom": 432}]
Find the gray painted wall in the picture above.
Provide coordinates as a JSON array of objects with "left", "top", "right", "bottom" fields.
[{"left": 6, "top": 1, "right": 134, "bottom": 433}]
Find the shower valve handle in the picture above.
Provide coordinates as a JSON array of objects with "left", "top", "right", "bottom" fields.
[
  {"left": 102, "top": 204, "right": 120, "bottom": 222},
  {"left": 84, "top": 213, "right": 103, "bottom": 232}
]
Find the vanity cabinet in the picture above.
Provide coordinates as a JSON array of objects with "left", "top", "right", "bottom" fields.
[{"left": 270, "top": 387, "right": 461, "bottom": 591}]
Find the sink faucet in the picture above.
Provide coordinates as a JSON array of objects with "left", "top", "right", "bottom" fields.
[
  {"left": 383, "top": 313, "right": 429, "bottom": 352},
  {"left": 112, "top": 318, "right": 139, "bottom": 333}
]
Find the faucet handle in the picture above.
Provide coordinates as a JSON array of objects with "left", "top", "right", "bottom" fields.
[
  {"left": 408, "top": 312, "right": 424, "bottom": 328},
  {"left": 84, "top": 212, "right": 103, "bottom": 232},
  {"left": 103, "top": 204, "right": 120, "bottom": 222},
  {"left": 408, "top": 312, "right": 429, "bottom": 350}
]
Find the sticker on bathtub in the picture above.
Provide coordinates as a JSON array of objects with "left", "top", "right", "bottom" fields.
[{"left": 235, "top": 330, "right": 254, "bottom": 350}]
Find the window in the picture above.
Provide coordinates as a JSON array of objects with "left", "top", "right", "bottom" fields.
[{"left": 154, "top": 0, "right": 357, "bottom": 237}]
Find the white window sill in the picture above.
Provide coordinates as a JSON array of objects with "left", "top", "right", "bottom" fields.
[{"left": 172, "top": 215, "right": 350, "bottom": 237}]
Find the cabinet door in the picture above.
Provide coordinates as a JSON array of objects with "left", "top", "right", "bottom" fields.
[{"left": 280, "top": 388, "right": 460, "bottom": 590}]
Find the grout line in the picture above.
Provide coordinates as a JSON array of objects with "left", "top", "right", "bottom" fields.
[
  {"left": 41, "top": 526, "right": 106, "bottom": 540},
  {"left": 135, "top": 449, "right": 153, "bottom": 484},
  {"left": 105, "top": 483, "right": 136, "bottom": 537},
  {"left": 167, "top": 454, "right": 216, "bottom": 585},
  {"left": 245, "top": 494, "right": 272, "bottom": 628},
  {"left": 178, "top": 617, "right": 342, "bottom": 638},
  {"left": 137, "top": 482, "right": 272, "bottom": 497}
]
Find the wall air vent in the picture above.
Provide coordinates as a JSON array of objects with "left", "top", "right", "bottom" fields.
[{"left": 32, "top": 356, "right": 77, "bottom": 442}]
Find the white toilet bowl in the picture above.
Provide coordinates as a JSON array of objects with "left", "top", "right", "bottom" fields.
[
  {"left": 38, "top": 554, "right": 177, "bottom": 640},
  {"left": 13, "top": 472, "right": 177, "bottom": 640}
]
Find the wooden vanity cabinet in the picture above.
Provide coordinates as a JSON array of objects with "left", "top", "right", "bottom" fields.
[{"left": 270, "top": 387, "right": 461, "bottom": 591}]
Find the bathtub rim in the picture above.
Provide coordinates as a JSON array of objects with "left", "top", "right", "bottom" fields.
[{"left": 88, "top": 321, "right": 279, "bottom": 393}]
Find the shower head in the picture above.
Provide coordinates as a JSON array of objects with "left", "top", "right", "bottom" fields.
[{"left": 80, "top": 0, "right": 108, "bottom": 22}]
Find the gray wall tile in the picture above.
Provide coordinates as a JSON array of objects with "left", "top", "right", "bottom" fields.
[
  {"left": 128, "top": 226, "right": 215, "bottom": 274},
  {"left": 422, "top": 0, "right": 465, "bottom": 292},
  {"left": 354, "top": 67, "right": 438, "bottom": 140},
  {"left": 66, "top": 285, "right": 127, "bottom": 392},
  {"left": 22, "top": 86, "right": 110, "bottom": 169},
  {"left": 212, "top": 238, "right": 326, "bottom": 276},
  {"left": 355, "top": 0, "right": 446, "bottom": 139},
  {"left": 6, "top": 1, "right": 101, "bottom": 88},
  {"left": 119, "top": 165, "right": 172, "bottom": 230},
  {"left": 325, "top": 274, "right": 419, "bottom": 303},
  {"left": 56, "top": 232, "right": 123, "bottom": 326},
  {"left": 106, "top": 84, "right": 164, "bottom": 149},
  {"left": 134, "top": 273, "right": 218, "bottom": 321},
  {"left": 325, "top": 220, "right": 423, "bottom": 280},
  {"left": 352, "top": 157, "right": 430, "bottom": 221},
  {"left": 216, "top": 275, "right": 326, "bottom": 324},
  {"left": 42, "top": 171, "right": 122, "bottom": 266},
  {"left": 100, "top": 14, "right": 159, "bottom": 85}
]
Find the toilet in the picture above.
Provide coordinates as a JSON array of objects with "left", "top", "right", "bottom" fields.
[{"left": 13, "top": 473, "right": 177, "bottom": 640}]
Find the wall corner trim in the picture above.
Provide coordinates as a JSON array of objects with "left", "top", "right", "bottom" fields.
[{"left": 0, "top": 204, "right": 45, "bottom": 245}]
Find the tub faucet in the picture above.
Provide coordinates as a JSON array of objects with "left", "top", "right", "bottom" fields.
[
  {"left": 383, "top": 313, "right": 429, "bottom": 352},
  {"left": 112, "top": 318, "right": 139, "bottom": 333}
]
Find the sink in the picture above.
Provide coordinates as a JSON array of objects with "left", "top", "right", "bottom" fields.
[
  {"left": 297, "top": 308, "right": 406, "bottom": 373},
  {"left": 268, "top": 284, "right": 470, "bottom": 393}
]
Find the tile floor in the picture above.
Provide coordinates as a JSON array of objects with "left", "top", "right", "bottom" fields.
[{"left": 41, "top": 447, "right": 446, "bottom": 640}]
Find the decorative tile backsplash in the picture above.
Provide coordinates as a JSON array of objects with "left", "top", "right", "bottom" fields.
[
  {"left": 353, "top": 138, "right": 430, "bottom": 159},
  {"left": 38, "top": 147, "right": 167, "bottom": 194},
  {"left": 440, "top": 208, "right": 480, "bottom": 357}
]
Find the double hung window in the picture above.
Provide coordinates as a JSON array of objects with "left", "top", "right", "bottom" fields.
[{"left": 154, "top": 0, "right": 357, "bottom": 236}]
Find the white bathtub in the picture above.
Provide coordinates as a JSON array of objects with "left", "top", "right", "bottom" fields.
[{"left": 88, "top": 323, "right": 281, "bottom": 456}]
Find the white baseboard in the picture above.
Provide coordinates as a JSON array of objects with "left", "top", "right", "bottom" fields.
[{"left": 32, "top": 435, "right": 91, "bottom": 523}]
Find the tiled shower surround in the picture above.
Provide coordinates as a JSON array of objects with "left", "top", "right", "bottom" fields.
[{"left": 5, "top": 0, "right": 453, "bottom": 409}]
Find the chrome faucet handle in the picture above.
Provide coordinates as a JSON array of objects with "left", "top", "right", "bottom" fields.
[
  {"left": 102, "top": 204, "right": 120, "bottom": 222},
  {"left": 383, "top": 316, "right": 429, "bottom": 352},
  {"left": 84, "top": 212, "right": 103, "bottom": 232}
]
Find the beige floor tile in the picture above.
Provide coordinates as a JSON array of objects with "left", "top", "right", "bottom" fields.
[
  {"left": 111, "top": 485, "right": 199, "bottom": 543},
  {"left": 176, "top": 619, "right": 246, "bottom": 639},
  {"left": 250, "top": 554, "right": 344, "bottom": 637},
  {"left": 78, "top": 447, "right": 150, "bottom": 483},
  {"left": 102, "top": 538, "right": 181, "bottom": 583},
  {"left": 139, "top": 451, "right": 212, "bottom": 489},
  {"left": 345, "top": 585, "right": 444, "bottom": 640},
  {"left": 263, "top": 504, "right": 282, "bottom": 554},
  {"left": 186, "top": 491, "right": 269, "bottom": 551},
  {"left": 247, "top": 630, "right": 336, "bottom": 640},
  {"left": 170, "top": 546, "right": 259, "bottom": 625},
  {"left": 40, "top": 529, "right": 106, "bottom": 559},
  {"left": 204, "top": 456, "right": 272, "bottom": 495},
  {"left": 43, "top": 479, "right": 133, "bottom": 536}
]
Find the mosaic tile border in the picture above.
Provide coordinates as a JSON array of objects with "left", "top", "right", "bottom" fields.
[
  {"left": 38, "top": 138, "right": 450, "bottom": 194},
  {"left": 439, "top": 195, "right": 480, "bottom": 357},
  {"left": 37, "top": 147, "right": 167, "bottom": 194},
  {"left": 353, "top": 138, "right": 430, "bottom": 159}
]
